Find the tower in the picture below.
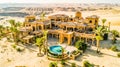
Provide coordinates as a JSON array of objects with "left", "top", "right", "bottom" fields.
[
  {"left": 85, "top": 15, "right": 99, "bottom": 26},
  {"left": 75, "top": 11, "right": 82, "bottom": 19}
]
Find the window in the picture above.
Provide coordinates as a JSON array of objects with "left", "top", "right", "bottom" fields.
[
  {"left": 95, "top": 20, "right": 97, "bottom": 23},
  {"left": 89, "top": 20, "right": 92, "bottom": 23},
  {"left": 95, "top": 20, "right": 98, "bottom": 25},
  {"left": 56, "top": 18, "right": 61, "bottom": 21}
]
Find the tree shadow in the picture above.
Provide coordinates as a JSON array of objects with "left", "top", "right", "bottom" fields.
[
  {"left": 100, "top": 39, "right": 120, "bottom": 49},
  {"left": 75, "top": 54, "right": 86, "bottom": 61},
  {"left": 102, "top": 52, "right": 117, "bottom": 58},
  {"left": 100, "top": 40, "right": 112, "bottom": 49},
  {"left": 65, "top": 61, "right": 81, "bottom": 67},
  {"left": 85, "top": 48, "right": 103, "bottom": 57},
  {"left": 74, "top": 49, "right": 103, "bottom": 65},
  {"left": 18, "top": 43, "right": 38, "bottom": 52}
]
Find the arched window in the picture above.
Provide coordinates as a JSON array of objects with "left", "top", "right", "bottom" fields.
[
  {"left": 89, "top": 20, "right": 92, "bottom": 23},
  {"left": 32, "top": 27, "right": 35, "bottom": 31},
  {"left": 95, "top": 20, "right": 97, "bottom": 23},
  {"left": 95, "top": 20, "right": 98, "bottom": 25},
  {"left": 56, "top": 18, "right": 61, "bottom": 21}
]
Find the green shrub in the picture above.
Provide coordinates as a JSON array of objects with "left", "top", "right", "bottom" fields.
[
  {"left": 16, "top": 48, "right": 21, "bottom": 52},
  {"left": 83, "top": 61, "right": 94, "bottom": 67},
  {"left": 111, "top": 30, "right": 119, "bottom": 44},
  {"left": 117, "top": 53, "right": 120, "bottom": 58},
  {"left": 11, "top": 44, "right": 17, "bottom": 49},
  {"left": 7, "top": 58, "right": 11, "bottom": 62},
  {"left": 71, "top": 62, "right": 76, "bottom": 67},
  {"left": 75, "top": 40, "right": 87, "bottom": 52},
  {"left": 61, "top": 60, "right": 66, "bottom": 65},
  {"left": 0, "top": 37, "right": 2, "bottom": 40},
  {"left": 110, "top": 45, "right": 117, "bottom": 51},
  {"left": 49, "top": 62, "right": 58, "bottom": 67},
  {"left": 72, "top": 50, "right": 80, "bottom": 55},
  {"left": 16, "top": 47, "right": 24, "bottom": 52}
]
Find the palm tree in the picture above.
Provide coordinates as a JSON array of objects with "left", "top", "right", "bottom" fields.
[
  {"left": 95, "top": 27, "right": 103, "bottom": 53},
  {"left": 8, "top": 19, "right": 21, "bottom": 44},
  {"left": 5, "top": 26, "right": 9, "bottom": 31},
  {"left": 36, "top": 30, "right": 48, "bottom": 56},
  {"left": 101, "top": 19, "right": 107, "bottom": 28},
  {"left": 95, "top": 26, "right": 106, "bottom": 37},
  {"left": 9, "top": 19, "right": 15, "bottom": 26},
  {"left": 42, "top": 30, "right": 48, "bottom": 55},
  {"left": 0, "top": 25, "right": 3, "bottom": 35},
  {"left": 108, "top": 22, "right": 111, "bottom": 31},
  {"left": 95, "top": 36, "right": 103, "bottom": 53},
  {"left": 9, "top": 20, "right": 21, "bottom": 28},
  {"left": 111, "top": 30, "right": 119, "bottom": 44},
  {"left": 10, "top": 26, "right": 19, "bottom": 44},
  {"left": 36, "top": 37, "right": 45, "bottom": 57},
  {"left": 61, "top": 47, "right": 65, "bottom": 59},
  {"left": 41, "top": 12, "right": 46, "bottom": 21}
]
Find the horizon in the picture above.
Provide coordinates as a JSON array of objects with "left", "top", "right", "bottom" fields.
[{"left": 0, "top": 0, "right": 120, "bottom": 4}]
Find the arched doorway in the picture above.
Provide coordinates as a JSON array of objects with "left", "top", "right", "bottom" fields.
[{"left": 32, "top": 26, "right": 35, "bottom": 31}]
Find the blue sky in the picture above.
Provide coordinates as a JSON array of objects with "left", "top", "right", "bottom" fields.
[{"left": 0, "top": 0, "right": 120, "bottom": 4}]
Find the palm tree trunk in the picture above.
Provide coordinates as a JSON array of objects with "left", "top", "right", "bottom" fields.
[
  {"left": 113, "top": 36, "right": 116, "bottom": 44},
  {"left": 13, "top": 33, "right": 18, "bottom": 45},
  {"left": 39, "top": 46, "right": 41, "bottom": 54},
  {"left": 44, "top": 40, "right": 47, "bottom": 55},
  {"left": 97, "top": 40, "right": 100, "bottom": 52}
]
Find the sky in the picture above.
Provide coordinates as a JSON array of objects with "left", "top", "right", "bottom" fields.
[{"left": 0, "top": 0, "right": 120, "bottom": 4}]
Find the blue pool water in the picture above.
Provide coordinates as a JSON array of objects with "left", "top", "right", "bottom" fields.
[{"left": 49, "top": 45, "right": 62, "bottom": 55}]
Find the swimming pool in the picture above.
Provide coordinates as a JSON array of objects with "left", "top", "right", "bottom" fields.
[{"left": 49, "top": 45, "right": 62, "bottom": 55}]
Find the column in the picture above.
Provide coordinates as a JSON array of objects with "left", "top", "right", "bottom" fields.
[{"left": 59, "top": 33, "right": 64, "bottom": 44}]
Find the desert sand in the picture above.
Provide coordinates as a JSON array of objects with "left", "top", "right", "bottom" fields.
[
  {"left": 0, "top": 38, "right": 120, "bottom": 67},
  {"left": 0, "top": 10, "right": 120, "bottom": 67}
]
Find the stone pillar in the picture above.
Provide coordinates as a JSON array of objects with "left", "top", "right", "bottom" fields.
[
  {"left": 59, "top": 33, "right": 64, "bottom": 44},
  {"left": 42, "top": 25, "right": 44, "bottom": 30},
  {"left": 92, "top": 38, "right": 95, "bottom": 45},
  {"left": 50, "top": 21, "right": 52, "bottom": 29},
  {"left": 66, "top": 27, "right": 67, "bottom": 31},
  {"left": 67, "top": 33, "right": 73, "bottom": 45},
  {"left": 68, "top": 36, "right": 71, "bottom": 45}
]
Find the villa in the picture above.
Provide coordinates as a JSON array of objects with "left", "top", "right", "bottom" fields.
[
  {"left": 0, "top": 4, "right": 120, "bottom": 67},
  {"left": 20, "top": 11, "right": 99, "bottom": 45}
]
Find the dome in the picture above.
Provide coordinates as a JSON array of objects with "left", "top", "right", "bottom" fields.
[{"left": 75, "top": 11, "right": 82, "bottom": 18}]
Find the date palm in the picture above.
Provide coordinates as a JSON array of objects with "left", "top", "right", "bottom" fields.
[
  {"left": 101, "top": 19, "right": 107, "bottom": 28},
  {"left": 41, "top": 12, "right": 46, "bottom": 21},
  {"left": 36, "top": 37, "right": 45, "bottom": 57},
  {"left": 8, "top": 19, "right": 21, "bottom": 44},
  {"left": 42, "top": 30, "right": 48, "bottom": 55},
  {"left": 95, "top": 27, "right": 103, "bottom": 53},
  {"left": 111, "top": 30, "right": 119, "bottom": 44},
  {"left": 95, "top": 26, "right": 105, "bottom": 36},
  {"left": 96, "top": 36, "right": 103, "bottom": 53},
  {"left": 36, "top": 30, "right": 48, "bottom": 56},
  {"left": 10, "top": 26, "right": 19, "bottom": 44},
  {"left": 0, "top": 25, "right": 3, "bottom": 35}
]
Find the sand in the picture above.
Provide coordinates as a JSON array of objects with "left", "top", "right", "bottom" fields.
[
  {"left": 0, "top": 10, "right": 120, "bottom": 67},
  {"left": 0, "top": 37, "right": 120, "bottom": 67}
]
